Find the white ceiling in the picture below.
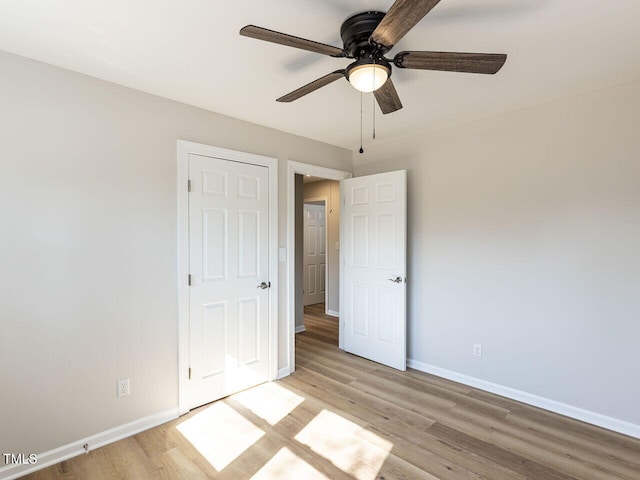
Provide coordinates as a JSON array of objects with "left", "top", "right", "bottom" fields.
[{"left": 1, "top": 0, "right": 639, "bottom": 150}]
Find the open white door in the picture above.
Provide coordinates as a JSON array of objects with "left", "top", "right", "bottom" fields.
[
  {"left": 340, "top": 170, "right": 406, "bottom": 371},
  {"left": 187, "top": 153, "right": 271, "bottom": 409}
]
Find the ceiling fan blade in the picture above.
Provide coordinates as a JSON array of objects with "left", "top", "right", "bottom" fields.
[
  {"left": 240, "top": 25, "right": 346, "bottom": 57},
  {"left": 374, "top": 78, "right": 403, "bottom": 114},
  {"left": 370, "top": 0, "right": 442, "bottom": 50},
  {"left": 277, "top": 70, "right": 346, "bottom": 103},
  {"left": 394, "top": 51, "right": 507, "bottom": 74}
]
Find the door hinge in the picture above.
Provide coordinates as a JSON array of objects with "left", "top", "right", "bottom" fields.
[
  {"left": 188, "top": 367, "right": 192, "bottom": 380},
  {"left": 188, "top": 274, "right": 192, "bottom": 286},
  {"left": 188, "top": 179, "right": 192, "bottom": 192}
]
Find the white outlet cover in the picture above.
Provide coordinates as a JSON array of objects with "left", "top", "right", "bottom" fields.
[{"left": 117, "top": 378, "right": 130, "bottom": 397}]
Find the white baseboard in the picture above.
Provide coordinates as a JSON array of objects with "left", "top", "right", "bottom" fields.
[
  {"left": 0, "top": 407, "right": 179, "bottom": 480},
  {"left": 326, "top": 310, "right": 339, "bottom": 317},
  {"left": 407, "top": 359, "right": 640, "bottom": 439},
  {"left": 294, "top": 325, "right": 306, "bottom": 334},
  {"left": 277, "top": 366, "right": 291, "bottom": 379}
]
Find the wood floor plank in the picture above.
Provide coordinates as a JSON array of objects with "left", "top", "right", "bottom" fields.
[
  {"left": 366, "top": 423, "right": 527, "bottom": 480},
  {"left": 295, "top": 353, "right": 357, "bottom": 384},
  {"left": 283, "top": 374, "right": 509, "bottom": 480},
  {"left": 134, "top": 424, "right": 177, "bottom": 458},
  {"left": 505, "top": 412, "right": 640, "bottom": 468},
  {"left": 426, "top": 422, "right": 578, "bottom": 480},
  {"left": 28, "top": 461, "right": 76, "bottom": 480},
  {"left": 286, "top": 365, "right": 438, "bottom": 434},
  {"left": 21, "top": 303, "right": 640, "bottom": 479},
  {"left": 282, "top": 369, "right": 530, "bottom": 480},
  {"left": 152, "top": 448, "right": 210, "bottom": 480},
  {"left": 404, "top": 369, "right": 474, "bottom": 395},
  {"left": 69, "top": 449, "right": 119, "bottom": 480},
  {"left": 103, "top": 437, "right": 157, "bottom": 480},
  {"left": 368, "top": 368, "right": 511, "bottom": 419},
  {"left": 424, "top": 399, "right": 639, "bottom": 480}
]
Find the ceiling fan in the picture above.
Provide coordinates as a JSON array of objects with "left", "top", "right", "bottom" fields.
[{"left": 240, "top": 0, "right": 507, "bottom": 114}]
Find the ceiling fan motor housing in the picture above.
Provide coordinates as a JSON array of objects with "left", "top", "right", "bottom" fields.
[{"left": 340, "top": 11, "right": 387, "bottom": 58}]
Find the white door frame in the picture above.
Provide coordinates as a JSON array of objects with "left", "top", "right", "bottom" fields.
[
  {"left": 285, "top": 161, "right": 351, "bottom": 377},
  {"left": 177, "top": 140, "right": 278, "bottom": 415}
]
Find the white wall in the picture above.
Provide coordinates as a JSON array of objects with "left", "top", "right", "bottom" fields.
[
  {"left": 353, "top": 79, "right": 640, "bottom": 432},
  {"left": 0, "top": 50, "right": 351, "bottom": 457}
]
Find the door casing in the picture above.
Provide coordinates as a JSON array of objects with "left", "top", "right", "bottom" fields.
[{"left": 177, "top": 140, "right": 278, "bottom": 415}]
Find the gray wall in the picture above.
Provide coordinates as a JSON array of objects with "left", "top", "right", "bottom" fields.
[
  {"left": 303, "top": 180, "right": 341, "bottom": 315},
  {"left": 0, "top": 50, "right": 352, "bottom": 455},
  {"left": 352, "top": 79, "right": 640, "bottom": 429}
]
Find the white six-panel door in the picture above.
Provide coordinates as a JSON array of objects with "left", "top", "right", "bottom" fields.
[
  {"left": 303, "top": 203, "right": 326, "bottom": 306},
  {"left": 188, "top": 153, "right": 271, "bottom": 409},
  {"left": 341, "top": 170, "right": 407, "bottom": 371}
]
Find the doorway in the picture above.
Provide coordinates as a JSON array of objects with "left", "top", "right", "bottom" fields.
[
  {"left": 293, "top": 168, "right": 409, "bottom": 373},
  {"left": 285, "top": 161, "right": 352, "bottom": 376}
]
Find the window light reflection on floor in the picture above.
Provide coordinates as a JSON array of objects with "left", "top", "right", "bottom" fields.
[
  {"left": 176, "top": 401, "right": 264, "bottom": 471},
  {"left": 250, "top": 447, "right": 329, "bottom": 480},
  {"left": 231, "top": 382, "right": 305, "bottom": 425},
  {"left": 295, "top": 409, "right": 393, "bottom": 480}
]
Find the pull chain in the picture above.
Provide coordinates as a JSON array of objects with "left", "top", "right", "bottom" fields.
[
  {"left": 372, "top": 59, "right": 376, "bottom": 140},
  {"left": 373, "top": 93, "right": 376, "bottom": 140},
  {"left": 359, "top": 91, "right": 364, "bottom": 154}
]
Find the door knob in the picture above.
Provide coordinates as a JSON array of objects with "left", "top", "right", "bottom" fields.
[
  {"left": 387, "top": 277, "right": 403, "bottom": 284},
  {"left": 257, "top": 282, "right": 271, "bottom": 289}
]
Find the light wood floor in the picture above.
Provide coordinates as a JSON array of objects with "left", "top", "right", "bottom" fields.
[{"left": 25, "top": 303, "right": 640, "bottom": 479}]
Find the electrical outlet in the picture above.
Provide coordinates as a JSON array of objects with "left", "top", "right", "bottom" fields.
[
  {"left": 117, "top": 378, "right": 130, "bottom": 398},
  {"left": 473, "top": 343, "right": 482, "bottom": 357}
]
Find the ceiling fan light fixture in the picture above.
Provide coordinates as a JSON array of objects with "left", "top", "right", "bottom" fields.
[{"left": 346, "top": 61, "right": 390, "bottom": 93}]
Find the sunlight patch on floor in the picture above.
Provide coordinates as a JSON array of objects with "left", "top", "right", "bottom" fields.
[
  {"left": 177, "top": 401, "right": 264, "bottom": 471},
  {"left": 231, "top": 382, "right": 305, "bottom": 425},
  {"left": 294, "top": 409, "right": 393, "bottom": 480},
  {"left": 250, "top": 447, "right": 329, "bottom": 480}
]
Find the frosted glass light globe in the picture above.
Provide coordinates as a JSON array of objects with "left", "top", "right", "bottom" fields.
[{"left": 348, "top": 64, "right": 389, "bottom": 92}]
